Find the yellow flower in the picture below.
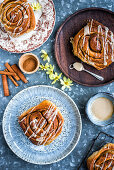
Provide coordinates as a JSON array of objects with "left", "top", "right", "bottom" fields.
[
  {"left": 39, "top": 63, "right": 49, "bottom": 71},
  {"left": 60, "top": 76, "right": 73, "bottom": 90},
  {"left": 46, "top": 64, "right": 54, "bottom": 75},
  {"left": 49, "top": 72, "right": 62, "bottom": 84},
  {"left": 31, "top": 2, "right": 41, "bottom": 11},
  {"left": 41, "top": 50, "right": 50, "bottom": 62}
]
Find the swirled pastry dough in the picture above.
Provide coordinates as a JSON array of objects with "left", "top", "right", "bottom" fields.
[
  {"left": 0, "top": 0, "right": 36, "bottom": 37},
  {"left": 87, "top": 143, "right": 114, "bottom": 169},
  {"left": 71, "top": 20, "right": 114, "bottom": 70},
  {"left": 18, "top": 100, "right": 64, "bottom": 146}
]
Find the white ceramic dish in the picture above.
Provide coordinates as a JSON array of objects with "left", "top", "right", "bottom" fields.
[{"left": 86, "top": 92, "right": 114, "bottom": 126}]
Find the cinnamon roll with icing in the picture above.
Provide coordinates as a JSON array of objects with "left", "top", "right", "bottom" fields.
[
  {"left": 0, "top": 0, "right": 36, "bottom": 37},
  {"left": 71, "top": 20, "right": 114, "bottom": 70},
  {"left": 87, "top": 143, "right": 114, "bottom": 169},
  {"left": 18, "top": 100, "right": 64, "bottom": 146}
]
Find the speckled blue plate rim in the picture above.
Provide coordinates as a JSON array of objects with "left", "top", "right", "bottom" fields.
[
  {"left": 2, "top": 85, "right": 82, "bottom": 164},
  {"left": 85, "top": 92, "right": 114, "bottom": 126}
]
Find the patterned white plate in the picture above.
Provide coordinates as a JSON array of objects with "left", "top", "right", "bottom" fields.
[
  {"left": 2, "top": 85, "right": 82, "bottom": 164},
  {"left": 0, "top": 0, "right": 55, "bottom": 53}
]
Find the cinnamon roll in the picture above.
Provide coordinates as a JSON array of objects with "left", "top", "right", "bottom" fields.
[
  {"left": 0, "top": 0, "right": 36, "bottom": 37},
  {"left": 71, "top": 20, "right": 114, "bottom": 70},
  {"left": 87, "top": 143, "right": 114, "bottom": 170},
  {"left": 18, "top": 100, "right": 64, "bottom": 146}
]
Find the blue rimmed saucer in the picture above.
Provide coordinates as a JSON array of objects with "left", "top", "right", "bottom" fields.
[
  {"left": 86, "top": 92, "right": 114, "bottom": 126},
  {"left": 2, "top": 85, "right": 82, "bottom": 164}
]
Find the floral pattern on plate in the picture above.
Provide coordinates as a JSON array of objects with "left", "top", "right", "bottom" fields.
[{"left": 0, "top": 0, "right": 55, "bottom": 53}]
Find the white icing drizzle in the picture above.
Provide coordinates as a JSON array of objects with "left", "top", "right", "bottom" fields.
[
  {"left": 97, "top": 25, "right": 102, "bottom": 60},
  {"left": 42, "top": 129, "right": 54, "bottom": 145},
  {"left": 89, "top": 19, "right": 93, "bottom": 33},
  {"left": 104, "top": 27, "right": 109, "bottom": 65},
  {"left": 28, "top": 132, "right": 37, "bottom": 139},
  {"left": 105, "top": 27, "right": 109, "bottom": 39},
  {"left": 34, "top": 119, "right": 46, "bottom": 135},
  {"left": 7, "top": 2, "right": 26, "bottom": 16},
  {"left": 4, "top": 1, "right": 29, "bottom": 37},
  {"left": 83, "top": 25, "right": 90, "bottom": 46},
  {"left": 43, "top": 121, "right": 63, "bottom": 145},
  {"left": 110, "top": 31, "right": 114, "bottom": 62},
  {"left": 29, "top": 106, "right": 37, "bottom": 113},
  {"left": 44, "top": 109, "right": 58, "bottom": 134},
  {"left": 36, "top": 108, "right": 59, "bottom": 145},
  {"left": 89, "top": 61, "right": 94, "bottom": 65},
  {"left": 36, "top": 137, "right": 45, "bottom": 142},
  {"left": 23, "top": 104, "right": 56, "bottom": 141},
  {"left": 37, "top": 108, "right": 58, "bottom": 139},
  {"left": 10, "top": 14, "right": 17, "bottom": 22},
  {"left": 98, "top": 25, "right": 114, "bottom": 65},
  {"left": 19, "top": 103, "right": 63, "bottom": 145},
  {"left": 24, "top": 126, "right": 30, "bottom": 135},
  {"left": 83, "top": 20, "right": 93, "bottom": 47},
  {"left": 94, "top": 146, "right": 114, "bottom": 169},
  {"left": 24, "top": 14, "right": 28, "bottom": 19},
  {"left": 35, "top": 104, "right": 54, "bottom": 129},
  {"left": 95, "top": 164, "right": 100, "bottom": 168},
  {"left": 32, "top": 122, "right": 38, "bottom": 130},
  {"left": 98, "top": 25, "right": 103, "bottom": 34},
  {"left": 18, "top": 116, "right": 26, "bottom": 122},
  {"left": 24, "top": 119, "right": 38, "bottom": 134},
  {"left": 100, "top": 152, "right": 108, "bottom": 170},
  {"left": 84, "top": 25, "right": 90, "bottom": 36},
  {"left": 20, "top": 6, "right": 24, "bottom": 10},
  {"left": 18, "top": 106, "right": 37, "bottom": 123},
  {"left": 19, "top": 27, "right": 23, "bottom": 31},
  {"left": 102, "top": 37, "right": 107, "bottom": 66},
  {"left": 86, "top": 43, "right": 89, "bottom": 56},
  {"left": 27, "top": 118, "right": 39, "bottom": 139},
  {"left": 48, "top": 108, "right": 57, "bottom": 121},
  {"left": 82, "top": 19, "right": 93, "bottom": 53},
  {"left": 44, "top": 104, "right": 55, "bottom": 118},
  {"left": 107, "top": 155, "right": 114, "bottom": 168}
]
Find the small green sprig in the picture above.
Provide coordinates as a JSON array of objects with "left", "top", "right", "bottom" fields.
[
  {"left": 50, "top": 73, "right": 62, "bottom": 84},
  {"left": 41, "top": 50, "right": 50, "bottom": 62},
  {"left": 46, "top": 64, "right": 54, "bottom": 75},
  {"left": 39, "top": 63, "right": 49, "bottom": 71},
  {"left": 60, "top": 77, "right": 73, "bottom": 90},
  {"left": 39, "top": 50, "right": 73, "bottom": 90}
]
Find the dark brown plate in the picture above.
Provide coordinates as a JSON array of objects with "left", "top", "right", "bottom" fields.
[{"left": 55, "top": 7, "right": 114, "bottom": 86}]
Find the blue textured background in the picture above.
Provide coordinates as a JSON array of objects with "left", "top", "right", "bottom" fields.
[{"left": 0, "top": 0, "right": 114, "bottom": 169}]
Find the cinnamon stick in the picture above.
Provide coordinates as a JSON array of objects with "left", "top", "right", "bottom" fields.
[
  {"left": 5, "top": 63, "right": 20, "bottom": 81},
  {"left": 2, "top": 75, "right": 10, "bottom": 96},
  {"left": 11, "top": 64, "right": 28, "bottom": 83},
  {"left": 5, "top": 69, "right": 19, "bottom": 87},
  {"left": 0, "top": 70, "right": 16, "bottom": 76}
]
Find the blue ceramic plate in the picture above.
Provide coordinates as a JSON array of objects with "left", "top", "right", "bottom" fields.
[
  {"left": 2, "top": 85, "right": 82, "bottom": 164},
  {"left": 86, "top": 92, "right": 114, "bottom": 126}
]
